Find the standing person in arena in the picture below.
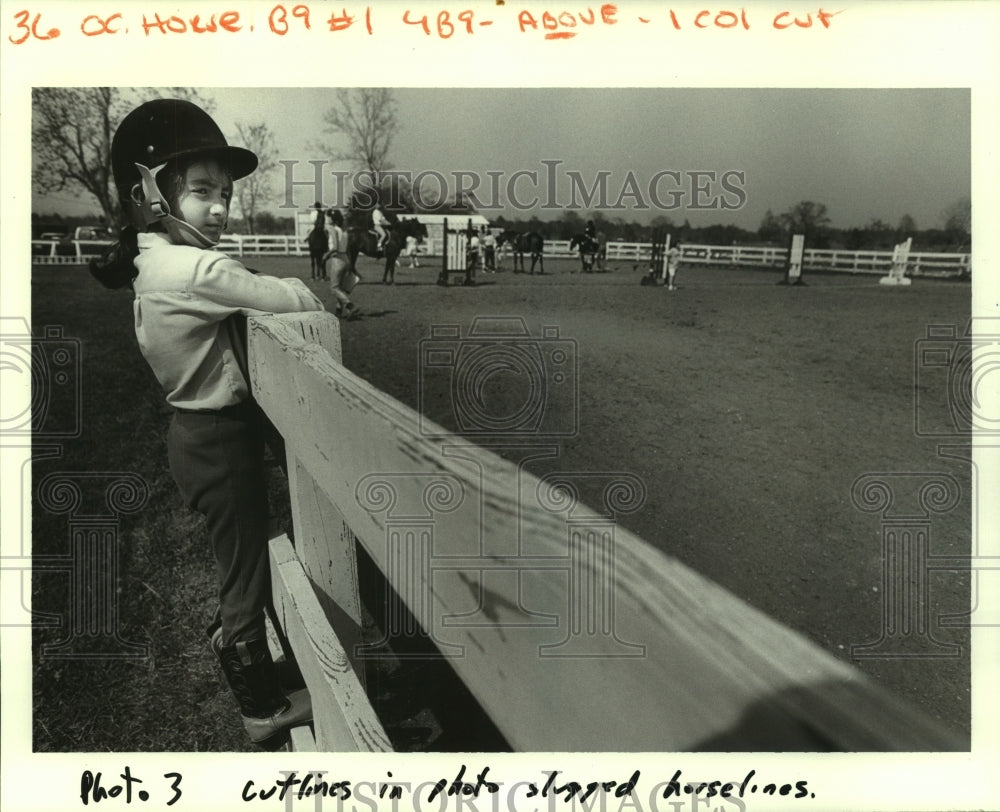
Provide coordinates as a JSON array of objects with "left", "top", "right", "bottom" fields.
[
  {"left": 468, "top": 228, "right": 481, "bottom": 273},
  {"left": 596, "top": 231, "right": 608, "bottom": 272},
  {"left": 324, "top": 208, "right": 359, "bottom": 318},
  {"left": 483, "top": 228, "right": 497, "bottom": 272},
  {"left": 666, "top": 240, "right": 682, "bottom": 290},
  {"left": 404, "top": 232, "right": 422, "bottom": 268},
  {"left": 90, "top": 98, "right": 322, "bottom": 747}
]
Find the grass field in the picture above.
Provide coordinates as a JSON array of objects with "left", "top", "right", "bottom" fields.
[{"left": 29, "top": 254, "right": 972, "bottom": 751}]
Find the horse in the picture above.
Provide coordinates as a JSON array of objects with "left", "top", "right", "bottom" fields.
[
  {"left": 346, "top": 216, "right": 428, "bottom": 284},
  {"left": 497, "top": 230, "right": 544, "bottom": 274},
  {"left": 569, "top": 233, "right": 599, "bottom": 273},
  {"left": 306, "top": 217, "right": 328, "bottom": 280}
]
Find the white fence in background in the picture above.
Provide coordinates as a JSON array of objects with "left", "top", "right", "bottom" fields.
[
  {"left": 32, "top": 236, "right": 970, "bottom": 278},
  {"left": 30, "top": 234, "right": 309, "bottom": 263},
  {"left": 31, "top": 239, "right": 124, "bottom": 263},
  {"left": 545, "top": 240, "right": 970, "bottom": 277}
]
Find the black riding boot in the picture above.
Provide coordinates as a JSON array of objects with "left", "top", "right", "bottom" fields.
[{"left": 213, "top": 635, "right": 313, "bottom": 744}]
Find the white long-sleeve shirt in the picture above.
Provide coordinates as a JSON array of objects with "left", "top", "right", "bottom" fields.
[
  {"left": 327, "top": 225, "right": 346, "bottom": 254},
  {"left": 132, "top": 232, "right": 324, "bottom": 410}
]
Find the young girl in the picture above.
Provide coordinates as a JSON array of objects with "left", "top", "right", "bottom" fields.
[{"left": 91, "top": 98, "right": 322, "bottom": 746}]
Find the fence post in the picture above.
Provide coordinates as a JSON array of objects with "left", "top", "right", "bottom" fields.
[
  {"left": 254, "top": 313, "right": 367, "bottom": 683},
  {"left": 439, "top": 217, "right": 449, "bottom": 286},
  {"left": 466, "top": 218, "right": 475, "bottom": 283}
]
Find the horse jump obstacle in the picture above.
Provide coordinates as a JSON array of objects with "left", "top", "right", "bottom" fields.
[
  {"left": 246, "top": 309, "right": 962, "bottom": 752},
  {"left": 880, "top": 237, "right": 913, "bottom": 286},
  {"left": 642, "top": 229, "right": 671, "bottom": 285},
  {"left": 779, "top": 233, "right": 806, "bottom": 285},
  {"left": 438, "top": 217, "right": 475, "bottom": 286}
]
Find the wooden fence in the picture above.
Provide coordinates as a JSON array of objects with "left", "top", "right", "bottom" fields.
[
  {"left": 32, "top": 237, "right": 969, "bottom": 278},
  {"left": 30, "top": 234, "right": 308, "bottom": 262},
  {"left": 247, "top": 310, "right": 963, "bottom": 752}
]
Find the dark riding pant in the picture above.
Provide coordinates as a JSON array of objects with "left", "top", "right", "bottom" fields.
[{"left": 167, "top": 401, "right": 272, "bottom": 647}]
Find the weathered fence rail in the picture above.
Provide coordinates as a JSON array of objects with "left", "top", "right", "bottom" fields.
[
  {"left": 247, "top": 310, "right": 963, "bottom": 752},
  {"left": 33, "top": 237, "right": 969, "bottom": 277}
]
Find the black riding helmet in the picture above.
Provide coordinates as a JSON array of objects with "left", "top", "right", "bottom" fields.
[
  {"left": 112, "top": 98, "right": 257, "bottom": 204},
  {"left": 111, "top": 99, "right": 257, "bottom": 248}
]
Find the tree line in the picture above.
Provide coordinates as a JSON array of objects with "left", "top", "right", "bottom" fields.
[
  {"left": 494, "top": 199, "right": 971, "bottom": 253},
  {"left": 32, "top": 88, "right": 971, "bottom": 253}
]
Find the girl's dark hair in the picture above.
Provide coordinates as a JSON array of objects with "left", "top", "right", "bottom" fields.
[{"left": 89, "top": 225, "right": 140, "bottom": 290}]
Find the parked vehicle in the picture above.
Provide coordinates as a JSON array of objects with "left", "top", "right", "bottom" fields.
[
  {"left": 71, "top": 225, "right": 114, "bottom": 241},
  {"left": 53, "top": 225, "right": 115, "bottom": 256}
]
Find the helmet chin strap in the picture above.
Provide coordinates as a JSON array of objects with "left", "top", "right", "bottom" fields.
[{"left": 134, "top": 162, "right": 220, "bottom": 249}]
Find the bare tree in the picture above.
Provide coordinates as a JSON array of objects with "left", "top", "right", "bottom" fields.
[
  {"left": 311, "top": 88, "right": 417, "bottom": 215},
  {"left": 32, "top": 87, "right": 215, "bottom": 225},
  {"left": 233, "top": 122, "right": 278, "bottom": 235},
  {"left": 313, "top": 88, "right": 398, "bottom": 175},
  {"left": 780, "top": 201, "right": 831, "bottom": 237},
  {"left": 757, "top": 208, "right": 785, "bottom": 242},
  {"left": 32, "top": 88, "right": 123, "bottom": 224},
  {"left": 942, "top": 197, "right": 971, "bottom": 248}
]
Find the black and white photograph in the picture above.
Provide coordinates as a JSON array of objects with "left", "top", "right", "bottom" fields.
[{"left": 3, "top": 3, "right": 999, "bottom": 811}]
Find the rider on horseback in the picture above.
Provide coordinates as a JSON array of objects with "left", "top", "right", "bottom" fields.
[{"left": 372, "top": 205, "right": 388, "bottom": 255}]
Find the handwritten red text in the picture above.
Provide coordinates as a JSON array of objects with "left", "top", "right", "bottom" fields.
[
  {"left": 518, "top": 4, "right": 618, "bottom": 40},
  {"left": 141, "top": 10, "right": 242, "bottom": 35},
  {"left": 773, "top": 9, "right": 842, "bottom": 29},
  {"left": 81, "top": 13, "right": 122, "bottom": 36},
  {"left": 8, "top": 9, "right": 60, "bottom": 43}
]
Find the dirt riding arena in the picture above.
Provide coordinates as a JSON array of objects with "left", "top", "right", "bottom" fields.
[
  {"left": 30, "top": 254, "right": 971, "bottom": 750},
  {"left": 333, "top": 254, "right": 971, "bottom": 739}
]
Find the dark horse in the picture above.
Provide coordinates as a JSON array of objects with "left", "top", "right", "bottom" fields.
[
  {"left": 497, "top": 230, "right": 544, "bottom": 274},
  {"left": 306, "top": 214, "right": 328, "bottom": 280},
  {"left": 346, "top": 216, "right": 428, "bottom": 284},
  {"left": 569, "top": 233, "right": 600, "bottom": 273}
]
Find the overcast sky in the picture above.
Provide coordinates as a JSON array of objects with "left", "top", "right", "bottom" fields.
[{"left": 35, "top": 87, "right": 970, "bottom": 231}]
